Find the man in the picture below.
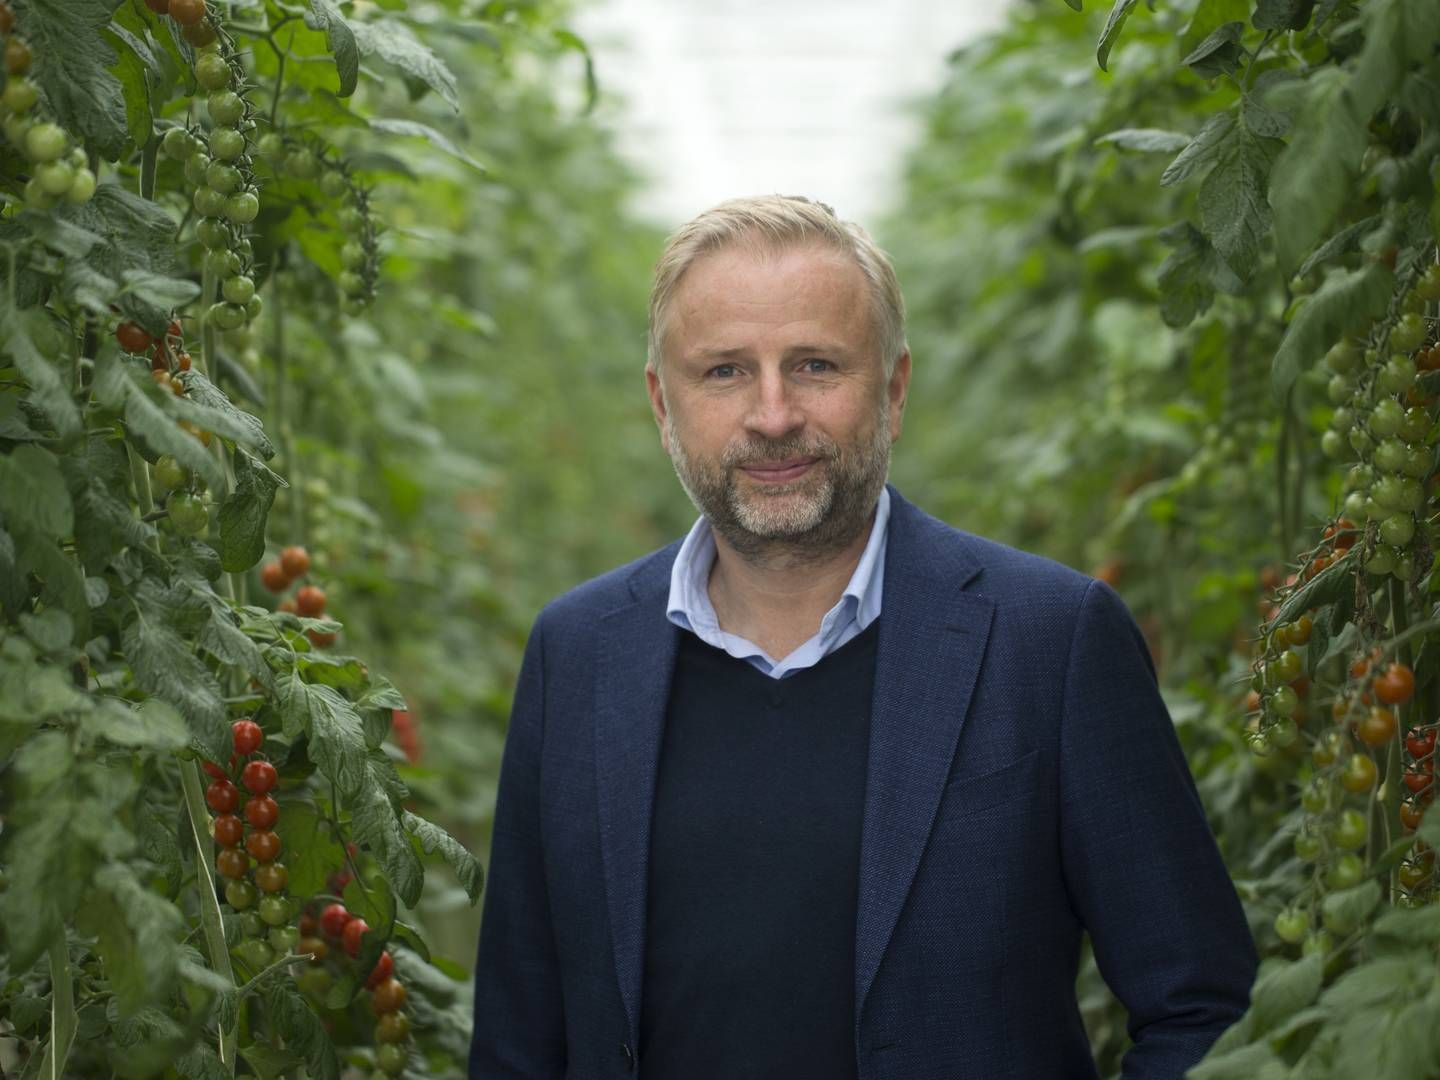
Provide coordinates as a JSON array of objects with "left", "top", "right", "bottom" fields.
[{"left": 468, "top": 195, "right": 1258, "bottom": 1079}]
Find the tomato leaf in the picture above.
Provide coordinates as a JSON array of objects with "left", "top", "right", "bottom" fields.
[
  {"left": 1180, "top": 20, "right": 1243, "bottom": 73},
  {"left": 305, "top": 0, "right": 359, "bottom": 98},
  {"left": 1249, "top": 954, "right": 1324, "bottom": 1037},
  {"left": 93, "top": 352, "right": 224, "bottom": 492},
  {"left": 402, "top": 810, "right": 484, "bottom": 902},
  {"left": 91, "top": 863, "right": 185, "bottom": 1017},
  {"left": 1296, "top": 215, "right": 1382, "bottom": 280},
  {"left": 61, "top": 434, "right": 159, "bottom": 573},
  {"left": 80, "top": 698, "right": 189, "bottom": 749},
  {"left": 349, "top": 750, "right": 423, "bottom": 907},
  {"left": 121, "top": 576, "right": 229, "bottom": 762},
  {"left": 1160, "top": 111, "right": 1236, "bottom": 188},
  {"left": 14, "top": 0, "right": 129, "bottom": 159},
  {"left": 0, "top": 303, "right": 83, "bottom": 439},
  {"left": 1094, "top": 128, "right": 1190, "bottom": 153},
  {"left": 262, "top": 982, "right": 340, "bottom": 1080},
  {"left": 1198, "top": 127, "right": 1279, "bottom": 280},
  {"left": 1253, "top": 0, "right": 1314, "bottom": 31},
  {"left": 1095, "top": 0, "right": 1139, "bottom": 72},
  {"left": 0, "top": 444, "right": 73, "bottom": 540},
  {"left": 368, "top": 117, "right": 489, "bottom": 175},
  {"left": 276, "top": 673, "right": 368, "bottom": 797},
  {"left": 1269, "top": 262, "right": 1393, "bottom": 402},
  {"left": 218, "top": 446, "right": 284, "bottom": 573},
  {"left": 350, "top": 19, "right": 458, "bottom": 111},
  {"left": 272, "top": 801, "right": 344, "bottom": 898},
  {"left": 174, "top": 370, "right": 276, "bottom": 459}
]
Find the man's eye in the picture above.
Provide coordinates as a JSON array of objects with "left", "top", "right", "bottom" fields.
[
  {"left": 708, "top": 364, "right": 738, "bottom": 379},
  {"left": 802, "top": 358, "right": 835, "bottom": 373}
]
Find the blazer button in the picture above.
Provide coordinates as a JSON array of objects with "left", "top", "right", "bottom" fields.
[{"left": 621, "top": 1042, "right": 635, "bottom": 1071}]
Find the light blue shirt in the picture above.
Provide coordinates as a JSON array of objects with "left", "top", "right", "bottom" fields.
[{"left": 665, "top": 487, "right": 890, "bottom": 679}]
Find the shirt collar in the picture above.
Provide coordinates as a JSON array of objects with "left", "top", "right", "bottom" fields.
[{"left": 665, "top": 486, "right": 891, "bottom": 646}]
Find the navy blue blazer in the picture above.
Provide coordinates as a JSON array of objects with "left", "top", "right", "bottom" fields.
[{"left": 469, "top": 485, "right": 1258, "bottom": 1079}]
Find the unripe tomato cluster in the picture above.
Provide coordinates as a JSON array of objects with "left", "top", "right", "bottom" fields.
[
  {"left": 159, "top": 31, "right": 264, "bottom": 334},
  {"left": 254, "top": 134, "right": 379, "bottom": 312},
  {"left": 261, "top": 544, "right": 338, "bottom": 649},
  {"left": 1322, "top": 288, "right": 1440, "bottom": 582},
  {"left": 0, "top": 4, "right": 97, "bottom": 208},
  {"left": 203, "top": 719, "right": 298, "bottom": 973},
  {"left": 296, "top": 900, "right": 412, "bottom": 1076}
]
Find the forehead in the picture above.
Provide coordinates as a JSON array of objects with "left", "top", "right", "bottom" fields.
[{"left": 667, "top": 242, "right": 873, "bottom": 358}]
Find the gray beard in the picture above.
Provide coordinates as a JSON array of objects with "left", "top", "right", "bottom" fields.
[{"left": 664, "top": 402, "right": 892, "bottom": 569}]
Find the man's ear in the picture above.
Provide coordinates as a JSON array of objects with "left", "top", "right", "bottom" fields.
[
  {"left": 887, "top": 350, "right": 911, "bottom": 443},
  {"left": 646, "top": 363, "right": 670, "bottom": 453}
]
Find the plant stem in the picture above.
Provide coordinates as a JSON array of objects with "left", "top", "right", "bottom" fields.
[
  {"left": 179, "top": 758, "right": 239, "bottom": 1075},
  {"left": 35, "top": 937, "right": 76, "bottom": 1079},
  {"left": 127, "top": 443, "right": 164, "bottom": 555}
]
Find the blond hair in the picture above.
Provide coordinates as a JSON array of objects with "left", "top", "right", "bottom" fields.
[{"left": 646, "top": 194, "right": 907, "bottom": 376}]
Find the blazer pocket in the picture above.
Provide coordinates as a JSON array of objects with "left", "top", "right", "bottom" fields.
[{"left": 941, "top": 748, "right": 1040, "bottom": 816}]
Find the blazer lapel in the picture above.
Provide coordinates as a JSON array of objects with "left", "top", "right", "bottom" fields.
[
  {"left": 854, "top": 488, "right": 993, "bottom": 1022},
  {"left": 594, "top": 554, "right": 680, "bottom": 1047}
]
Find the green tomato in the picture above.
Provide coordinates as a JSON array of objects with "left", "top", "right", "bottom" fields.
[
  {"left": 193, "top": 186, "right": 227, "bottom": 217},
  {"left": 1393, "top": 552, "right": 1415, "bottom": 581},
  {"left": 1373, "top": 437, "right": 1407, "bottom": 472},
  {"left": 1378, "top": 357, "right": 1415, "bottom": 395},
  {"left": 152, "top": 455, "right": 190, "bottom": 493},
  {"left": 222, "top": 275, "right": 255, "bottom": 305},
  {"left": 209, "top": 302, "right": 247, "bottom": 331},
  {"left": 376, "top": 1044, "right": 407, "bottom": 1077},
  {"left": 162, "top": 127, "right": 192, "bottom": 160},
  {"left": 1392, "top": 313, "right": 1427, "bottom": 354},
  {"left": 1398, "top": 407, "right": 1431, "bottom": 444},
  {"left": 234, "top": 937, "right": 273, "bottom": 972},
  {"left": 1301, "top": 930, "right": 1334, "bottom": 957},
  {"left": 65, "top": 167, "right": 96, "bottom": 205},
  {"left": 296, "top": 966, "right": 332, "bottom": 997},
  {"left": 167, "top": 491, "right": 209, "bottom": 536},
  {"left": 240, "top": 911, "right": 266, "bottom": 939},
  {"left": 256, "top": 132, "right": 285, "bottom": 160},
  {"left": 320, "top": 169, "right": 348, "bottom": 197},
  {"left": 196, "top": 217, "right": 229, "bottom": 251},
  {"left": 1343, "top": 491, "right": 1368, "bottom": 523},
  {"left": 341, "top": 241, "right": 366, "bottom": 269},
  {"left": 1380, "top": 514, "right": 1415, "bottom": 547},
  {"left": 1327, "top": 853, "right": 1366, "bottom": 890},
  {"left": 268, "top": 925, "right": 300, "bottom": 953},
  {"left": 1301, "top": 777, "right": 1333, "bottom": 813},
  {"left": 1271, "top": 649, "right": 1303, "bottom": 683},
  {"left": 205, "top": 162, "right": 242, "bottom": 195},
  {"left": 34, "top": 160, "right": 74, "bottom": 196},
  {"left": 225, "top": 879, "right": 257, "bottom": 910},
  {"left": 1417, "top": 265, "right": 1440, "bottom": 302},
  {"left": 1401, "top": 446, "right": 1432, "bottom": 478},
  {"left": 1333, "top": 809, "right": 1367, "bottom": 851},
  {"left": 1369, "top": 398, "right": 1404, "bottom": 438},
  {"left": 204, "top": 249, "right": 243, "bottom": 277},
  {"left": 1348, "top": 426, "right": 1374, "bottom": 457},
  {"left": 208, "top": 91, "right": 245, "bottom": 126},
  {"left": 1274, "top": 907, "right": 1309, "bottom": 945},
  {"left": 1267, "top": 715, "right": 1298, "bottom": 746},
  {"left": 2, "top": 76, "right": 38, "bottom": 113},
  {"left": 25, "top": 123, "right": 68, "bottom": 164},
  {"left": 245, "top": 295, "right": 263, "bottom": 321},
  {"left": 285, "top": 148, "right": 319, "bottom": 179},
  {"left": 184, "top": 151, "right": 212, "bottom": 186},
  {"left": 2, "top": 114, "right": 32, "bottom": 151},
  {"left": 339, "top": 270, "right": 365, "bottom": 296},
  {"left": 224, "top": 191, "right": 260, "bottom": 223},
  {"left": 338, "top": 205, "right": 363, "bottom": 231},
  {"left": 1344, "top": 463, "right": 1375, "bottom": 492},
  {"left": 1325, "top": 340, "right": 1361, "bottom": 373},
  {"left": 1320, "top": 430, "right": 1350, "bottom": 460},
  {"left": 209, "top": 127, "right": 245, "bottom": 162},
  {"left": 1366, "top": 547, "right": 1395, "bottom": 576},
  {"left": 258, "top": 894, "right": 291, "bottom": 927},
  {"left": 1294, "top": 830, "right": 1323, "bottom": 862},
  {"left": 1394, "top": 475, "right": 1424, "bottom": 512},
  {"left": 196, "top": 53, "right": 231, "bottom": 91}
]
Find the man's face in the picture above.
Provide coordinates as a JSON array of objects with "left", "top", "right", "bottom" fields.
[{"left": 646, "top": 241, "right": 910, "bottom": 560}]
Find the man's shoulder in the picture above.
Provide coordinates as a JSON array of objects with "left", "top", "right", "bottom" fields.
[
  {"left": 533, "top": 539, "right": 681, "bottom": 633},
  {"left": 889, "top": 489, "right": 1095, "bottom": 604}
]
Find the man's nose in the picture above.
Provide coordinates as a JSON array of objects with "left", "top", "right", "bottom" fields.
[{"left": 743, "top": 368, "right": 804, "bottom": 441}]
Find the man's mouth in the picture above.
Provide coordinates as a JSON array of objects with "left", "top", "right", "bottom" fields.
[{"left": 737, "top": 458, "right": 819, "bottom": 483}]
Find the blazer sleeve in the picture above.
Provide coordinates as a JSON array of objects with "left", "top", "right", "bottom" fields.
[
  {"left": 1057, "top": 579, "right": 1258, "bottom": 1078},
  {"left": 469, "top": 614, "right": 567, "bottom": 1079}
]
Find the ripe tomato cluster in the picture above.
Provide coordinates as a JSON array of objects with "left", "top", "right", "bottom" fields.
[
  {"left": 0, "top": 3, "right": 98, "bottom": 209},
  {"left": 260, "top": 545, "right": 338, "bottom": 649},
  {"left": 203, "top": 719, "right": 297, "bottom": 971},
  {"left": 143, "top": 0, "right": 217, "bottom": 48},
  {"left": 295, "top": 900, "right": 412, "bottom": 1076}
]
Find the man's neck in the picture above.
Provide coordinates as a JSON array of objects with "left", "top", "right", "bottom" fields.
[{"left": 705, "top": 509, "right": 875, "bottom": 661}]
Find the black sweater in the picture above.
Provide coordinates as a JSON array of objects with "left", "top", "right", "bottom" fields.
[{"left": 638, "top": 620, "right": 880, "bottom": 1079}]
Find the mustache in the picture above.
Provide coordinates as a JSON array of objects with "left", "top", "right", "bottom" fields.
[{"left": 722, "top": 436, "right": 837, "bottom": 468}]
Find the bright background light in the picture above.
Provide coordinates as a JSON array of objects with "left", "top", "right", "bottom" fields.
[{"left": 571, "top": 0, "right": 1011, "bottom": 229}]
